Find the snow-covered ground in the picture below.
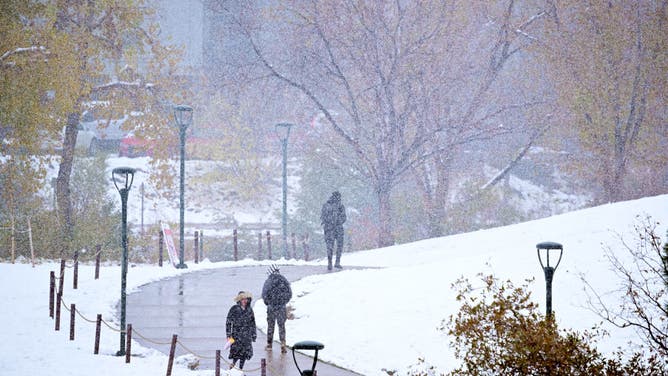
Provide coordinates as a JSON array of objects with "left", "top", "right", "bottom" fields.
[{"left": 2, "top": 194, "right": 667, "bottom": 375}]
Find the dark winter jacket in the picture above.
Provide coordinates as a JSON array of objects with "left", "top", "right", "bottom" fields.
[
  {"left": 225, "top": 302, "right": 257, "bottom": 360},
  {"left": 320, "top": 194, "right": 346, "bottom": 233},
  {"left": 261, "top": 272, "right": 292, "bottom": 310}
]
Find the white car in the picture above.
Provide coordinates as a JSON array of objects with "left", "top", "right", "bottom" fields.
[{"left": 77, "top": 109, "right": 131, "bottom": 156}]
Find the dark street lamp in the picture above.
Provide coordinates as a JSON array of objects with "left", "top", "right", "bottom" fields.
[
  {"left": 173, "top": 104, "right": 193, "bottom": 269},
  {"left": 536, "top": 241, "right": 563, "bottom": 318},
  {"left": 292, "top": 340, "right": 324, "bottom": 376},
  {"left": 112, "top": 166, "right": 136, "bottom": 356},
  {"left": 275, "top": 122, "right": 293, "bottom": 259}
]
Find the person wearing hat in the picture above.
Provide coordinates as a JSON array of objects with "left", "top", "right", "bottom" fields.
[
  {"left": 320, "top": 191, "right": 347, "bottom": 270},
  {"left": 225, "top": 291, "right": 257, "bottom": 370},
  {"left": 261, "top": 265, "right": 292, "bottom": 353}
]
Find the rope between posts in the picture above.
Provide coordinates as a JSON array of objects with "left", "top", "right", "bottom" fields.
[
  {"left": 52, "top": 278, "right": 278, "bottom": 374},
  {"left": 100, "top": 318, "right": 125, "bottom": 333},
  {"left": 74, "top": 307, "right": 98, "bottom": 323},
  {"left": 131, "top": 328, "right": 174, "bottom": 345},
  {"left": 175, "top": 339, "right": 217, "bottom": 360}
]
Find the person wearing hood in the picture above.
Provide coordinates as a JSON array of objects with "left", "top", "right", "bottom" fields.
[
  {"left": 225, "top": 291, "right": 257, "bottom": 370},
  {"left": 320, "top": 191, "right": 347, "bottom": 270},
  {"left": 261, "top": 265, "right": 292, "bottom": 353}
]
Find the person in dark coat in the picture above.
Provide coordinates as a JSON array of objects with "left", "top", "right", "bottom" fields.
[
  {"left": 320, "top": 191, "right": 346, "bottom": 270},
  {"left": 261, "top": 264, "right": 292, "bottom": 353},
  {"left": 225, "top": 291, "right": 257, "bottom": 370}
]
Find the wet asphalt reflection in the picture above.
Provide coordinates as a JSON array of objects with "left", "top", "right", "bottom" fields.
[{"left": 127, "top": 265, "right": 362, "bottom": 375}]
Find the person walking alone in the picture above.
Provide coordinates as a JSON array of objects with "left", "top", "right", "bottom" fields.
[
  {"left": 225, "top": 291, "right": 257, "bottom": 370},
  {"left": 261, "top": 265, "right": 292, "bottom": 353},
  {"left": 320, "top": 191, "right": 346, "bottom": 270}
]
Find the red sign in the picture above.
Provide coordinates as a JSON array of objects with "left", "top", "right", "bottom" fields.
[{"left": 160, "top": 222, "right": 180, "bottom": 268}]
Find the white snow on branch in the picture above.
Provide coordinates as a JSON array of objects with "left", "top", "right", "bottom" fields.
[
  {"left": 93, "top": 80, "right": 156, "bottom": 92},
  {"left": 0, "top": 46, "right": 49, "bottom": 62}
]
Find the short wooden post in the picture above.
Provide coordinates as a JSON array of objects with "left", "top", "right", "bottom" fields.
[
  {"left": 49, "top": 271, "right": 55, "bottom": 318},
  {"left": 73, "top": 250, "right": 79, "bottom": 289},
  {"left": 166, "top": 334, "right": 177, "bottom": 376},
  {"left": 215, "top": 350, "right": 221, "bottom": 376},
  {"left": 199, "top": 230, "right": 204, "bottom": 260},
  {"left": 94, "top": 314, "right": 102, "bottom": 354},
  {"left": 69, "top": 303, "right": 76, "bottom": 340},
  {"left": 55, "top": 292, "right": 62, "bottom": 331},
  {"left": 266, "top": 230, "right": 272, "bottom": 260},
  {"left": 59, "top": 259, "right": 65, "bottom": 294},
  {"left": 291, "top": 232, "right": 297, "bottom": 259},
  {"left": 94, "top": 244, "right": 101, "bottom": 279},
  {"left": 194, "top": 231, "right": 199, "bottom": 264},
  {"left": 28, "top": 217, "right": 35, "bottom": 267},
  {"left": 233, "top": 229, "right": 238, "bottom": 261},
  {"left": 302, "top": 234, "right": 310, "bottom": 261},
  {"left": 159, "top": 230, "right": 164, "bottom": 267},
  {"left": 125, "top": 324, "right": 132, "bottom": 363},
  {"left": 261, "top": 358, "right": 267, "bottom": 376},
  {"left": 257, "top": 232, "right": 263, "bottom": 260}
]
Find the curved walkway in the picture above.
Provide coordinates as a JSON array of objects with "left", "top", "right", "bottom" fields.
[{"left": 127, "top": 265, "right": 362, "bottom": 375}]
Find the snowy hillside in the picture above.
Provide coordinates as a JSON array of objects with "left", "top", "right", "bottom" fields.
[
  {"left": 1, "top": 194, "right": 666, "bottom": 376},
  {"left": 275, "top": 193, "right": 668, "bottom": 374}
]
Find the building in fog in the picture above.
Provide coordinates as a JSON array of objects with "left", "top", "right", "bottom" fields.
[{"left": 151, "top": 0, "right": 263, "bottom": 87}]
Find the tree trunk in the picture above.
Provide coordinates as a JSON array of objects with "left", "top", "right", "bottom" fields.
[
  {"left": 417, "top": 155, "right": 451, "bottom": 238},
  {"left": 376, "top": 184, "right": 394, "bottom": 248},
  {"left": 55, "top": 112, "right": 79, "bottom": 252}
]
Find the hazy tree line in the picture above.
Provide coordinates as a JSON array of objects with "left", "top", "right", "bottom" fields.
[{"left": 1, "top": 0, "right": 194, "bottom": 257}]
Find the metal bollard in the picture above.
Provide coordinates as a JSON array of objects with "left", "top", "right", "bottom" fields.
[
  {"left": 159, "top": 230, "right": 164, "bottom": 267},
  {"left": 94, "top": 314, "right": 102, "bottom": 354},
  {"left": 303, "top": 234, "right": 310, "bottom": 261},
  {"left": 55, "top": 293, "right": 62, "bottom": 331},
  {"left": 125, "top": 324, "right": 132, "bottom": 363},
  {"left": 69, "top": 304, "right": 75, "bottom": 340},
  {"left": 261, "top": 358, "right": 267, "bottom": 376},
  {"left": 49, "top": 271, "right": 55, "bottom": 318},
  {"left": 166, "top": 334, "right": 177, "bottom": 376},
  {"left": 194, "top": 231, "right": 199, "bottom": 264},
  {"left": 95, "top": 244, "right": 101, "bottom": 279},
  {"left": 233, "top": 229, "right": 238, "bottom": 261},
  {"left": 258, "top": 232, "right": 263, "bottom": 260},
  {"left": 199, "top": 230, "right": 204, "bottom": 260},
  {"left": 215, "top": 350, "right": 221, "bottom": 376},
  {"left": 291, "top": 232, "right": 297, "bottom": 260},
  {"left": 73, "top": 250, "right": 79, "bottom": 289},
  {"left": 266, "top": 230, "right": 272, "bottom": 260},
  {"left": 59, "top": 259, "right": 65, "bottom": 294}
]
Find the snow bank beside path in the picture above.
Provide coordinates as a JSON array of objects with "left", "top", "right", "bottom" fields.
[{"left": 1, "top": 194, "right": 667, "bottom": 376}]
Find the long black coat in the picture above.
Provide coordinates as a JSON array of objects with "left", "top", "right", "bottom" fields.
[
  {"left": 225, "top": 303, "right": 257, "bottom": 360},
  {"left": 261, "top": 273, "right": 292, "bottom": 309},
  {"left": 320, "top": 196, "right": 346, "bottom": 234}
]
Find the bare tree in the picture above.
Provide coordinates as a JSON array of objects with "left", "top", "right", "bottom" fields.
[
  {"left": 581, "top": 216, "right": 668, "bottom": 356},
  {"left": 540, "top": 0, "right": 668, "bottom": 203},
  {"left": 215, "top": 0, "right": 553, "bottom": 246}
]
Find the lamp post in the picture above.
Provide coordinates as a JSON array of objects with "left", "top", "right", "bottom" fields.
[
  {"left": 112, "top": 166, "right": 136, "bottom": 356},
  {"left": 292, "top": 340, "right": 324, "bottom": 376},
  {"left": 173, "top": 105, "right": 193, "bottom": 269},
  {"left": 275, "top": 122, "right": 293, "bottom": 259},
  {"left": 536, "top": 241, "right": 563, "bottom": 318}
]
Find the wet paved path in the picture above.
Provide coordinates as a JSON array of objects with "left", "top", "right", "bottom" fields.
[{"left": 127, "top": 265, "right": 362, "bottom": 375}]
